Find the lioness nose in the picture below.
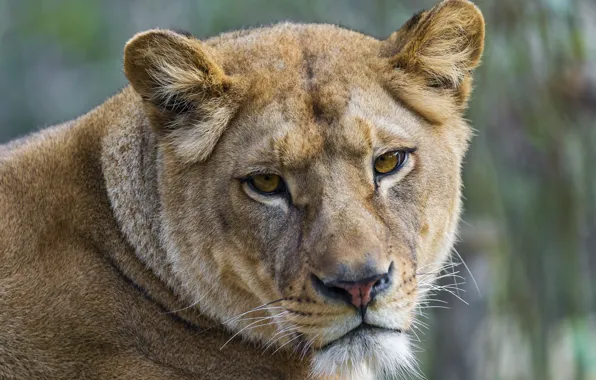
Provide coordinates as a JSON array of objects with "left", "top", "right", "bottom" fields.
[{"left": 312, "top": 264, "right": 393, "bottom": 312}]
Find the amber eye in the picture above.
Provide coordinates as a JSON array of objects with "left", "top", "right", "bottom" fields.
[
  {"left": 248, "top": 174, "right": 286, "bottom": 195},
  {"left": 374, "top": 150, "right": 409, "bottom": 175}
]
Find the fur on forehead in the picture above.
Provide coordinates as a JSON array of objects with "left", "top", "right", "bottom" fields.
[
  {"left": 235, "top": 104, "right": 326, "bottom": 171},
  {"left": 123, "top": 0, "right": 483, "bottom": 164}
]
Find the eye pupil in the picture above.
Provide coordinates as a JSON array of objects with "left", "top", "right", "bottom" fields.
[
  {"left": 248, "top": 174, "right": 285, "bottom": 195},
  {"left": 374, "top": 150, "right": 408, "bottom": 175}
]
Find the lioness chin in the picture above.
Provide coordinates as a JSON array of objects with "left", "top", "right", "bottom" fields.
[{"left": 0, "top": 1, "right": 484, "bottom": 379}]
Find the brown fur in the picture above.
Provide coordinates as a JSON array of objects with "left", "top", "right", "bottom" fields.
[{"left": 0, "top": 1, "right": 484, "bottom": 379}]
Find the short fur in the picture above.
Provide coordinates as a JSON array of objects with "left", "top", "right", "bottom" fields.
[{"left": 0, "top": 1, "right": 484, "bottom": 379}]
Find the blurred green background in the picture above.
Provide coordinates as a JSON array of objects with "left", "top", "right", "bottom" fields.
[{"left": 1, "top": 0, "right": 594, "bottom": 379}]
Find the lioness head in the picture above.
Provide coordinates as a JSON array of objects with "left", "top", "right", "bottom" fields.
[{"left": 123, "top": 0, "right": 484, "bottom": 378}]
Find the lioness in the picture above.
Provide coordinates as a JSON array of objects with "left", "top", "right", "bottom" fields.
[{"left": 0, "top": 1, "right": 484, "bottom": 379}]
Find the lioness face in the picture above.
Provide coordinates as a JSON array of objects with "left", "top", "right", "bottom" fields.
[{"left": 124, "top": 1, "right": 484, "bottom": 378}]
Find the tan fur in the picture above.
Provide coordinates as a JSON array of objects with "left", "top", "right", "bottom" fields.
[{"left": 0, "top": 1, "right": 484, "bottom": 379}]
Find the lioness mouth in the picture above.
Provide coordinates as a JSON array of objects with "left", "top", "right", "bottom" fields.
[{"left": 323, "top": 323, "right": 402, "bottom": 350}]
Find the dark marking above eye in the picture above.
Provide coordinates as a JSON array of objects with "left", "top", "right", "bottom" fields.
[
  {"left": 311, "top": 101, "right": 324, "bottom": 122},
  {"left": 306, "top": 60, "right": 315, "bottom": 81},
  {"left": 304, "top": 50, "right": 316, "bottom": 82},
  {"left": 302, "top": 50, "right": 327, "bottom": 123}
]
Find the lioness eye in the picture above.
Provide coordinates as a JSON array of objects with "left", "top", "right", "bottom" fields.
[
  {"left": 248, "top": 174, "right": 286, "bottom": 195},
  {"left": 374, "top": 150, "right": 409, "bottom": 175}
]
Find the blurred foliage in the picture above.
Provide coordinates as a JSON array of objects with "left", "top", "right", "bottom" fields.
[{"left": 1, "top": 0, "right": 594, "bottom": 379}]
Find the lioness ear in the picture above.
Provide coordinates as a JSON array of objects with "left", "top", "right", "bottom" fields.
[
  {"left": 124, "top": 29, "right": 238, "bottom": 163},
  {"left": 385, "top": 0, "right": 485, "bottom": 105}
]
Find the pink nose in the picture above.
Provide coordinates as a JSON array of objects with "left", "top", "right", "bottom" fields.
[
  {"left": 332, "top": 280, "right": 377, "bottom": 309},
  {"left": 311, "top": 264, "right": 393, "bottom": 313}
]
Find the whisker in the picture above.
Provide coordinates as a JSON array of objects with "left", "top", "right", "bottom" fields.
[
  {"left": 262, "top": 324, "right": 301, "bottom": 354},
  {"left": 430, "top": 272, "right": 465, "bottom": 281},
  {"left": 272, "top": 333, "right": 303, "bottom": 355},
  {"left": 222, "top": 299, "right": 285, "bottom": 325},
  {"left": 409, "top": 326, "right": 422, "bottom": 342},
  {"left": 411, "top": 319, "right": 429, "bottom": 329},
  {"left": 300, "top": 334, "right": 318, "bottom": 361},
  {"left": 417, "top": 297, "right": 449, "bottom": 304},
  {"left": 411, "top": 324, "right": 428, "bottom": 337},
  {"left": 416, "top": 261, "right": 461, "bottom": 275},
  {"left": 263, "top": 329, "right": 300, "bottom": 354},
  {"left": 453, "top": 247, "right": 480, "bottom": 296},
  {"left": 220, "top": 314, "right": 284, "bottom": 350},
  {"left": 233, "top": 310, "right": 290, "bottom": 325},
  {"left": 416, "top": 305, "right": 451, "bottom": 310},
  {"left": 439, "top": 288, "right": 469, "bottom": 305},
  {"left": 449, "top": 250, "right": 460, "bottom": 298}
]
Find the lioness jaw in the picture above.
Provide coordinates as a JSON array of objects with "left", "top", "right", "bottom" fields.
[{"left": 0, "top": 1, "right": 484, "bottom": 379}]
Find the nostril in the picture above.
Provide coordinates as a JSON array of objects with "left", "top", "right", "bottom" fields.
[
  {"left": 329, "top": 285, "right": 353, "bottom": 301},
  {"left": 372, "top": 273, "right": 391, "bottom": 294},
  {"left": 311, "top": 274, "right": 353, "bottom": 305}
]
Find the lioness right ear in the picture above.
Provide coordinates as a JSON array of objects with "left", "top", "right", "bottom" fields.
[{"left": 124, "top": 29, "right": 239, "bottom": 163}]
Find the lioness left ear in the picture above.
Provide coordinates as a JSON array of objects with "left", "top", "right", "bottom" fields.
[
  {"left": 385, "top": 0, "right": 485, "bottom": 105},
  {"left": 124, "top": 29, "right": 239, "bottom": 163}
]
